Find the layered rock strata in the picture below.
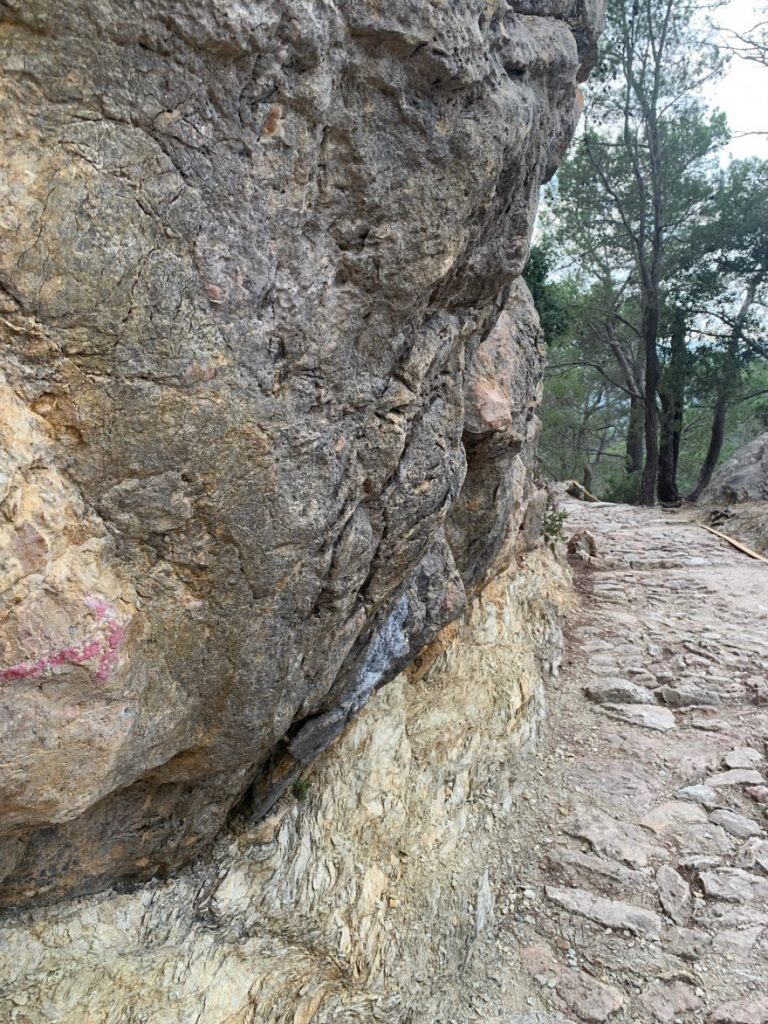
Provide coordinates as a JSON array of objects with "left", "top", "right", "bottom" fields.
[
  {"left": 0, "top": 548, "right": 571, "bottom": 1022},
  {"left": 0, "top": 0, "right": 601, "bottom": 904}
]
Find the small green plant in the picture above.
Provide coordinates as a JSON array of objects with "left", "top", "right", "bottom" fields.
[
  {"left": 542, "top": 503, "right": 568, "bottom": 542},
  {"left": 292, "top": 777, "right": 312, "bottom": 802}
]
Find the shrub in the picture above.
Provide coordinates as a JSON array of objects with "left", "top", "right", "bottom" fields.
[
  {"left": 292, "top": 778, "right": 312, "bottom": 802},
  {"left": 600, "top": 469, "right": 640, "bottom": 505},
  {"left": 542, "top": 503, "right": 569, "bottom": 542}
]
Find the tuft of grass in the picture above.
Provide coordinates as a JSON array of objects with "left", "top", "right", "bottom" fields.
[{"left": 292, "top": 777, "right": 312, "bottom": 802}]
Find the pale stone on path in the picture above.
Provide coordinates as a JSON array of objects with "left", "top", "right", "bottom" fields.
[
  {"left": 655, "top": 865, "right": 691, "bottom": 924},
  {"left": 700, "top": 868, "right": 768, "bottom": 903},
  {"left": 665, "top": 926, "right": 712, "bottom": 961},
  {"left": 676, "top": 784, "right": 720, "bottom": 808},
  {"left": 583, "top": 680, "right": 656, "bottom": 705},
  {"left": 521, "top": 942, "right": 560, "bottom": 978},
  {"left": 641, "top": 801, "right": 708, "bottom": 834},
  {"left": 548, "top": 848, "right": 643, "bottom": 888},
  {"left": 710, "top": 995, "right": 768, "bottom": 1024},
  {"left": 724, "top": 748, "right": 763, "bottom": 769},
  {"left": 556, "top": 970, "right": 624, "bottom": 1023},
  {"left": 545, "top": 885, "right": 662, "bottom": 940},
  {"left": 713, "top": 926, "right": 763, "bottom": 955},
  {"left": 706, "top": 769, "right": 766, "bottom": 788},
  {"left": 658, "top": 684, "right": 721, "bottom": 707},
  {"left": 735, "top": 838, "right": 768, "bottom": 875},
  {"left": 641, "top": 980, "right": 700, "bottom": 1022},
  {"left": 709, "top": 809, "right": 763, "bottom": 839},
  {"left": 564, "top": 811, "right": 663, "bottom": 868},
  {"left": 678, "top": 822, "right": 734, "bottom": 858},
  {"left": 601, "top": 704, "right": 676, "bottom": 732},
  {"left": 507, "top": 1015, "right": 577, "bottom": 1024},
  {"left": 698, "top": 903, "right": 768, "bottom": 930}
]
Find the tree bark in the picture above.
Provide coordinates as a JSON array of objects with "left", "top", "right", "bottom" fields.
[
  {"left": 687, "top": 385, "right": 728, "bottom": 501},
  {"left": 657, "top": 310, "right": 686, "bottom": 504},
  {"left": 639, "top": 293, "right": 660, "bottom": 505},
  {"left": 687, "top": 276, "right": 760, "bottom": 501},
  {"left": 626, "top": 395, "right": 645, "bottom": 474}
]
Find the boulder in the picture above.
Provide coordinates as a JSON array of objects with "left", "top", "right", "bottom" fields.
[
  {"left": 0, "top": 0, "right": 603, "bottom": 904},
  {"left": 702, "top": 432, "right": 768, "bottom": 503}
]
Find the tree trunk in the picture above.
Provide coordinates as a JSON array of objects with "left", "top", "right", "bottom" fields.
[
  {"left": 639, "top": 295, "right": 660, "bottom": 505},
  {"left": 687, "top": 386, "right": 728, "bottom": 501},
  {"left": 657, "top": 392, "right": 682, "bottom": 503},
  {"left": 687, "top": 277, "right": 760, "bottom": 501},
  {"left": 657, "top": 310, "right": 686, "bottom": 504},
  {"left": 625, "top": 395, "right": 644, "bottom": 475}
]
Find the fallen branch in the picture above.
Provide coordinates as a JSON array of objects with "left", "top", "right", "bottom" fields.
[
  {"left": 564, "top": 480, "right": 601, "bottom": 503},
  {"left": 698, "top": 524, "right": 768, "bottom": 565}
]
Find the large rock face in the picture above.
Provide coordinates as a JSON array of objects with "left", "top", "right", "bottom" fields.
[
  {"left": 0, "top": 549, "right": 572, "bottom": 1023},
  {"left": 702, "top": 432, "right": 768, "bottom": 504},
  {"left": 0, "top": 0, "right": 602, "bottom": 905}
]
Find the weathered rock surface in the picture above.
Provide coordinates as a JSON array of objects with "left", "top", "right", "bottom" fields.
[
  {"left": 707, "top": 769, "right": 766, "bottom": 788},
  {"left": 583, "top": 678, "right": 656, "bottom": 705},
  {"left": 658, "top": 683, "right": 721, "bottom": 707},
  {"left": 0, "top": 548, "right": 574, "bottom": 1022},
  {"left": 676, "top": 784, "right": 720, "bottom": 808},
  {"left": 702, "top": 432, "right": 768, "bottom": 503},
  {"left": 545, "top": 885, "right": 663, "bottom": 940},
  {"left": 0, "top": 0, "right": 602, "bottom": 904},
  {"left": 724, "top": 747, "right": 763, "bottom": 770},
  {"left": 709, "top": 809, "right": 763, "bottom": 839},
  {"left": 600, "top": 703, "right": 676, "bottom": 731},
  {"left": 655, "top": 864, "right": 692, "bottom": 924},
  {"left": 710, "top": 996, "right": 768, "bottom": 1024}
]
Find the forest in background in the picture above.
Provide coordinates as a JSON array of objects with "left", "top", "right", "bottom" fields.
[{"left": 530, "top": 0, "right": 768, "bottom": 505}]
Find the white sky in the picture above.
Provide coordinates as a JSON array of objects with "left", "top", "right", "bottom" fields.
[{"left": 711, "top": 0, "right": 768, "bottom": 159}]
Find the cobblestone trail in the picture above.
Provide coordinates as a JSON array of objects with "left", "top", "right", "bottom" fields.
[{"left": 498, "top": 501, "right": 768, "bottom": 1024}]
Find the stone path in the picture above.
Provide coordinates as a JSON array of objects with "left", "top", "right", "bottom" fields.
[{"left": 495, "top": 501, "right": 768, "bottom": 1024}]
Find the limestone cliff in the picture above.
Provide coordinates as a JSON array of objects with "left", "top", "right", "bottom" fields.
[{"left": 0, "top": 0, "right": 602, "bottom": 906}]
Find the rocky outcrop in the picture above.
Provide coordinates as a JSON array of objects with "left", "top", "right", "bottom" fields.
[
  {"left": 0, "top": 0, "right": 602, "bottom": 905},
  {"left": 702, "top": 432, "right": 768, "bottom": 504},
  {"left": 0, "top": 547, "right": 571, "bottom": 1023}
]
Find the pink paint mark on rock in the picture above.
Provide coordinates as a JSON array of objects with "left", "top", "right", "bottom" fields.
[
  {"left": 85, "top": 595, "right": 128, "bottom": 681},
  {"left": 0, "top": 597, "right": 128, "bottom": 684}
]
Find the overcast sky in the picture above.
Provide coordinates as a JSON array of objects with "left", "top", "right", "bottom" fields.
[{"left": 711, "top": 0, "right": 768, "bottom": 159}]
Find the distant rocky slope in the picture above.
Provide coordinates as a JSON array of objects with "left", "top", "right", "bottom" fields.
[{"left": 0, "top": 0, "right": 602, "bottom": 906}]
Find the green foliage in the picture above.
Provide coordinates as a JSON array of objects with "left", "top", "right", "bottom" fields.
[
  {"left": 533, "top": 0, "right": 768, "bottom": 503},
  {"left": 542, "top": 503, "right": 569, "bottom": 542},
  {"left": 523, "top": 244, "right": 575, "bottom": 344},
  {"left": 600, "top": 469, "right": 640, "bottom": 505},
  {"left": 677, "top": 361, "right": 768, "bottom": 491},
  {"left": 292, "top": 778, "right": 312, "bottom": 802}
]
